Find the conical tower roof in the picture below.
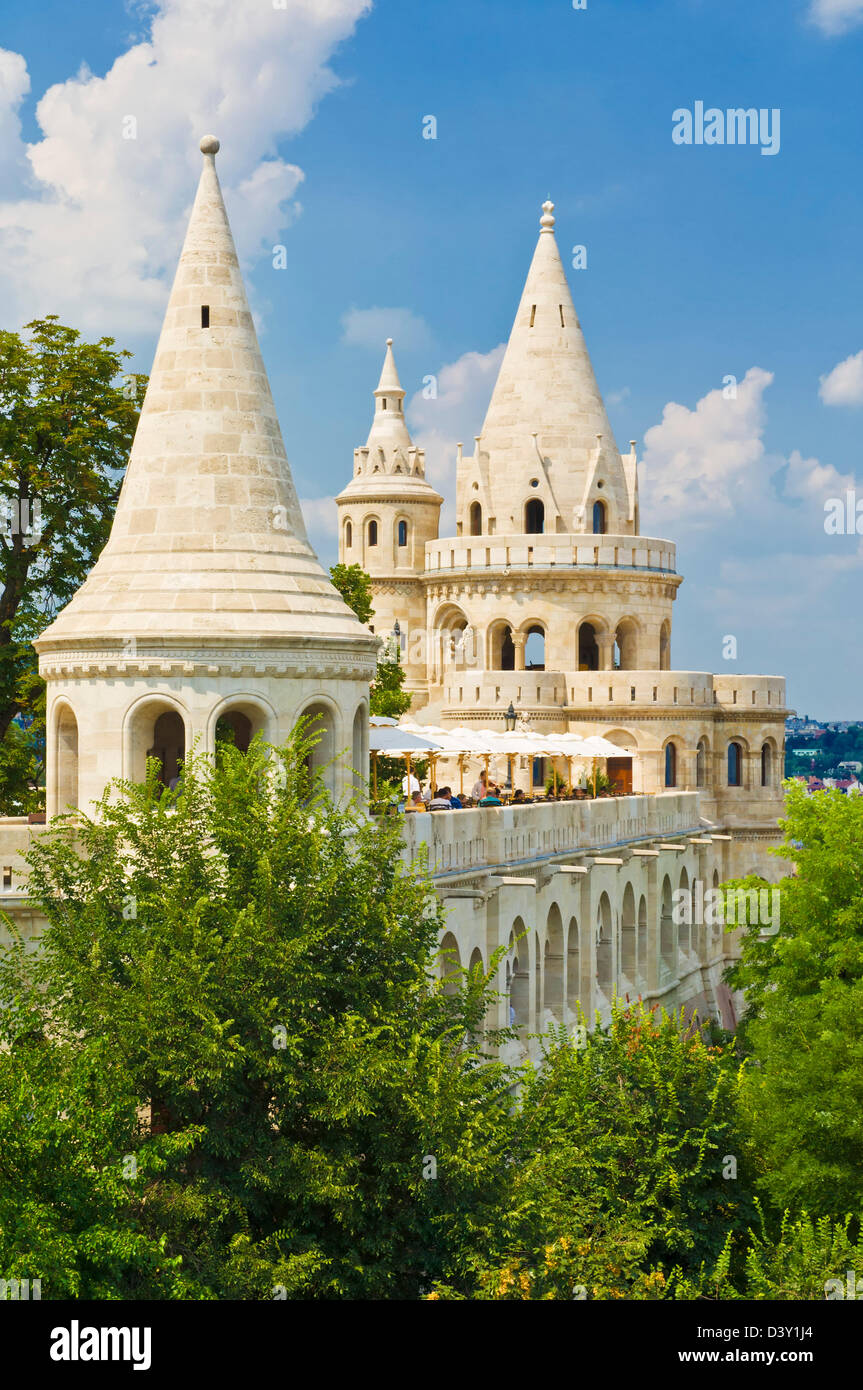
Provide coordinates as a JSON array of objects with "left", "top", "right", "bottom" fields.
[
  {"left": 473, "top": 200, "right": 634, "bottom": 536},
  {"left": 337, "top": 339, "right": 443, "bottom": 504},
  {"left": 36, "top": 135, "right": 374, "bottom": 653}
]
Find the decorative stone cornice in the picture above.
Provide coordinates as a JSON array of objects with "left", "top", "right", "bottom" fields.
[{"left": 38, "top": 640, "right": 378, "bottom": 684}]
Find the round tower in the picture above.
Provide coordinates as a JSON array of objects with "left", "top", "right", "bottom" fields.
[
  {"left": 336, "top": 340, "right": 442, "bottom": 699},
  {"left": 35, "top": 136, "right": 378, "bottom": 815}
]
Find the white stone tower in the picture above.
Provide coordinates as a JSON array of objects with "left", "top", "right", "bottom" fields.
[
  {"left": 35, "top": 135, "right": 378, "bottom": 815},
  {"left": 456, "top": 200, "right": 638, "bottom": 541},
  {"left": 335, "top": 339, "right": 442, "bottom": 694}
]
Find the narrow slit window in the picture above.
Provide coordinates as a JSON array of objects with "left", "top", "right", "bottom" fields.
[
  {"left": 201, "top": 305, "right": 210, "bottom": 328},
  {"left": 559, "top": 304, "right": 565, "bottom": 327},
  {"left": 529, "top": 304, "right": 536, "bottom": 327}
]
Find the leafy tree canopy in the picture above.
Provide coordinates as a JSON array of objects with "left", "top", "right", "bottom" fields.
[{"left": 0, "top": 316, "right": 145, "bottom": 811}]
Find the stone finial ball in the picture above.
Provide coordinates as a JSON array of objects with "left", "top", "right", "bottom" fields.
[{"left": 200, "top": 135, "right": 220, "bottom": 155}]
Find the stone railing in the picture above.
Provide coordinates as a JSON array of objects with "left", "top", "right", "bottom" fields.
[
  {"left": 400, "top": 791, "right": 701, "bottom": 877},
  {"left": 425, "top": 533, "right": 677, "bottom": 577},
  {"left": 441, "top": 670, "right": 787, "bottom": 715}
]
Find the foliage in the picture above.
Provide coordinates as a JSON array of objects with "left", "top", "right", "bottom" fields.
[
  {"left": 726, "top": 781, "right": 863, "bottom": 1218},
  {"left": 669, "top": 1208, "right": 863, "bottom": 1301},
  {"left": 0, "top": 716, "right": 43, "bottom": 815},
  {"left": 329, "top": 563, "right": 374, "bottom": 626},
  {"left": 429, "top": 1004, "right": 757, "bottom": 1299},
  {"left": 0, "top": 726, "right": 512, "bottom": 1299},
  {"left": 0, "top": 317, "right": 145, "bottom": 811}
]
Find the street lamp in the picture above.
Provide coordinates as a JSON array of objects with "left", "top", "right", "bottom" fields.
[{"left": 504, "top": 702, "right": 517, "bottom": 731}]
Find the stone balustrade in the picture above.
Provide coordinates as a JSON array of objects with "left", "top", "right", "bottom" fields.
[
  {"left": 400, "top": 790, "right": 701, "bottom": 877},
  {"left": 441, "top": 669, "right": 787, "bottom": 715},
  {"left": 425, "top": 533, "right": 677, "bottom": 577}
]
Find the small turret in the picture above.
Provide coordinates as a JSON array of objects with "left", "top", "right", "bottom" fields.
[{"left": 336, "top": 339, "right": 443, "bottom": 699}]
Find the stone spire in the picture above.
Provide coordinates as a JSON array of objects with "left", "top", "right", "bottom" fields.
[
  {"left": 37, "top": 134, "right": 371, "bottom": 649},
  {"left": 461, "top": 199, "right": 635, "bottom": 536},
  {"left": 364, "top": 338, "right": 413, "bottom": 457}
]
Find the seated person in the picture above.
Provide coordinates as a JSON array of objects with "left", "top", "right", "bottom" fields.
[
  {"left": 479, "top": 784, "right": 502, "bottom": 807},
  {"left": 402, "top": 771, "right": 421, "bottom": 798},
  {"left": 404, "top": 790, "right": 427, "bottom": 813},
  {"left": 512, "top": 788, "right": 526, "bottom": 804},
  {"left": 449, "top": 789, "right": 463, "bottom": 809},
  {"left": 429, "top": 785, "right": 454, "bottom": 811}
]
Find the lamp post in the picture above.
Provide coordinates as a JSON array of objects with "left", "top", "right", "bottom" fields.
[{"left": 503, "top": 702, "right": 517, "bottom": 791}]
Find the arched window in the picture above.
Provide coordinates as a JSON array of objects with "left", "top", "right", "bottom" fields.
[
  {"left": 367, "top": 519, "right": 378, "bottom": 547},
  {"left": 578, "top": 621, "right": 599, "bottom": 671},
  {"left": 54, "top": 704, "right": 79, "bottom": 813},
  {"left": 592, "top": 499, "right": 607, "bottom": 534},
  {"left": 525, "top": 625, "right": 545, "bottom": 670},
  {"left": 665, "top": 742, "right": 677, "bottom": 788},
  {"left": 728, "top": 741, "right": 743, "bottom": 787},
  {"left": 345, "top": 519, "right": 352, "bottom": 548},
  {"left": 215, "top": 710, "right": 252, "bottom": 754},
  {"left": 525, "top": 498, "right": 544, "bottom": 534},
  {"left": 397, "top": 519, "right": 408, "bottom": 547},
  {"left": 151, "top": 710, "right": 186, "bottom": 789},
  {"left": 761, "top": 743, "right": 772, "bottom": 787},
  {"left": 469, "top": 501, "right": 482, "bottom": 536}
]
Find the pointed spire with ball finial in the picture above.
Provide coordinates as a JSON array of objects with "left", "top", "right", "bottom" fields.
[
  {"left": 469, "top": 198, "right": 634, "bottom": 536},
  {"left": 36, "top": 134, "right": 375, "bottom": 650}
]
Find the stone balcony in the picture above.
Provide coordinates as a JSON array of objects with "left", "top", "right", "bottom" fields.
[
  {"left": 440, "top": 669, "right": 787, "bottom": 718},
  {"left": 424, "top": 532, "right": 677, "bottom": 578},
  {"left": 400, "top": 790, "right": 702, "bottom": 877}
]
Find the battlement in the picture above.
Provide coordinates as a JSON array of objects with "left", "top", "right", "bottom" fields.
[
  {"left": 441, "top": 670, "right": 787, "bottom": 716},
  {"left": 424, "top": 533, "right": 677, "bottom": 579}
]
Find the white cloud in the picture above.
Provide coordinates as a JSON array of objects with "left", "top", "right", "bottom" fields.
[
  {"left": 0, "top": 0, "right": 372, "bottom": 336},
  {"left": 341, "top": 306, "right": 431, "bottom": 351},
  {"left": 606, "top": 386, "right": 630, "bottom": 406},
  {"left": 299, "top": 493, "right": 339, "bottom": 560},
  {"left": 407, "top": 344, "right": 505, "bottom": 532},
  {"left": 640, "top": 367, "right": 775, "bottom": 526},
  {"left": 783, "top": 447, "right": 855, "bottom": 501},
  {"left": 809, "top": 0, "right": 863, "bottom": 35},
  {"left": 819, "top": 350, "right": 863, "bottom": 406}
]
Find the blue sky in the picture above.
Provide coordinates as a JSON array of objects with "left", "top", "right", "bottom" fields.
[{"left": 2, "top": 0, "right": 862, "bottom": 716}]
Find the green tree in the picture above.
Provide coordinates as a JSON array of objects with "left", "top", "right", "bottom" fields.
[
  {"left": 0, "top": 317, "right": 145, "bottom": 811},
  {"left": 727, "top": 782, "right": 863, "bottom": 1218},
  {"left": 329, "top": 562, "right": 374, "bottom": 626},
  {"left": 0, "top": 728, "right": 511, "bottom": 1299},
  {"left": 432, "top": 1003, "right": 756, "bottom": 1299},
  {"left": 329, "top": 561, "right": 412, "bottom": 720}
]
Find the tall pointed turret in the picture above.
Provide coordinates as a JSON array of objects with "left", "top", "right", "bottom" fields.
[
  {"left": 456, "top": 200, "right": 637, "bottom": 538},
  {"left": 336, "top": 339, "right": 442, "bottom": 701},
  {"left": 37, "top": 135, "right": 369, "bottom": 645},
  {"left": 36, "top": 136, "right": 377, "bottom": 816}
]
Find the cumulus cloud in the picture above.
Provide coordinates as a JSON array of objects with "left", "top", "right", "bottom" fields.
[
  {"left": 819, "top": 350, "right": 863, "bottom": 406},
  {"left": 0, "top": 0, "right": 372, "bottom": 336},
  {"left": 640, "top": 367, "right": 775, "bottom": 526},
  {"left": 341, "top": 306, "right": 432, "bottom": 351},
  {"left": 809, "top": 0, "right": 863, "bottom": 35},
  {"left": 407, "top": 344, "right": 505, "bottom": 531}
]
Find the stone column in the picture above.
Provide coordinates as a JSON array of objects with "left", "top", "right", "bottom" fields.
[
  {"left": 512, "top": 632, "right": 526, "bottom": 671},
  {"left": 598, "top": 635, "right": 615, "bottom": 671}
]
